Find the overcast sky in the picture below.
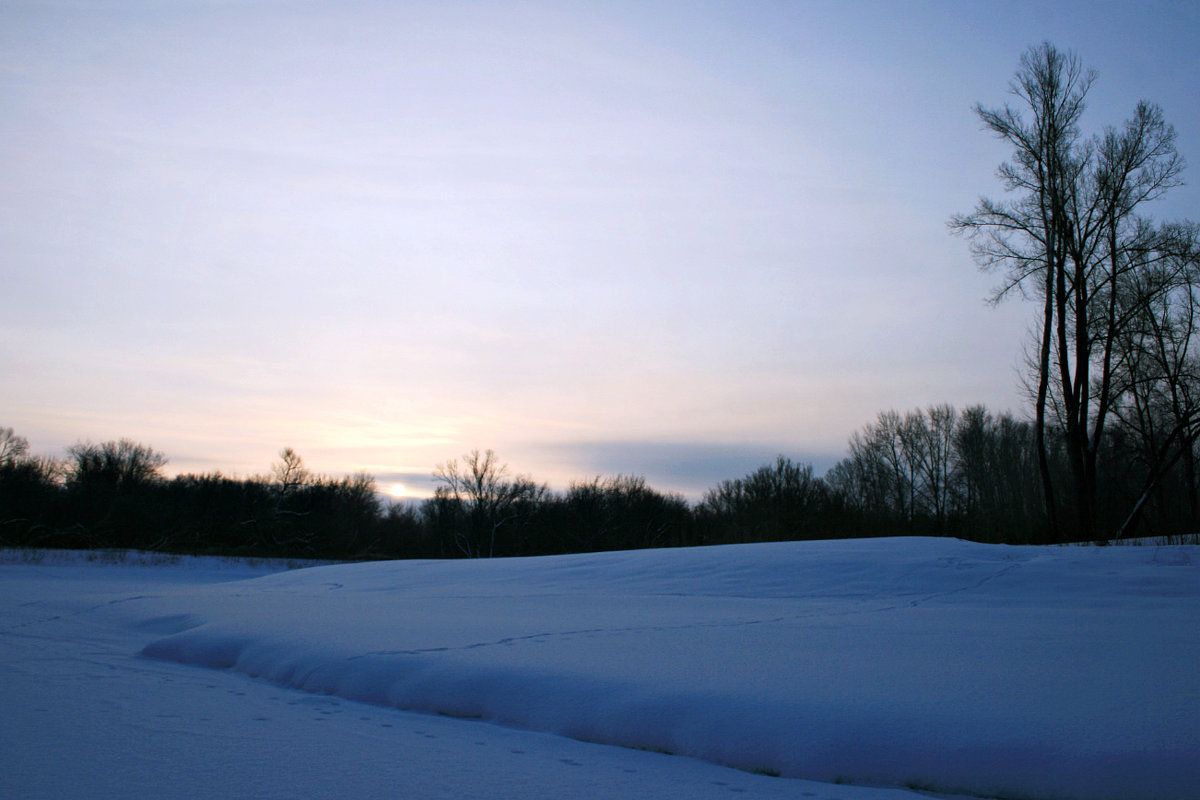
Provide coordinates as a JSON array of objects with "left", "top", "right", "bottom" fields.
[{"left": 3, "top": 0, "right": 1199, "bottom": 499}]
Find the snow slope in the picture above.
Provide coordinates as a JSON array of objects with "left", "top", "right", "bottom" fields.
[{"left": 3, "top": 538, "right": 1197, "bottom": 799}]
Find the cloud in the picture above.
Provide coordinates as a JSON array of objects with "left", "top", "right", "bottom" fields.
[{"left": 536, "top": 440, "right": 843, "bottom": 500}]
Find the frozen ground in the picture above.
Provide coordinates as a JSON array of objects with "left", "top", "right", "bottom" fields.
[{"left": 1, "top": 538, "right": 1196, "bottom": 800}]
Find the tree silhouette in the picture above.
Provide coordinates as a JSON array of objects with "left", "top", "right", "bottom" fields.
[{"left": 952, "top": 42, "right": 1192, "bottom": 540}]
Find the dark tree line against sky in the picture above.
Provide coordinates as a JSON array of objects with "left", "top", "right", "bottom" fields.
[{"left": 3, "top": 393, "right": 1197, "bottom": 559}]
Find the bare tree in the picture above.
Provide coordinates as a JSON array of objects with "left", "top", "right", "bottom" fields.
[
  {"left": 1108, "top": 227, "right": 1200, "bottom": 535},
  {"left": 432, "top": 449, "right": 545, "bottom": 557},
  {"left": 951, "top": 406, "right": 1044, "bottom": 540},
  {"left": 564, "top": 475, "right": 689, "bottom": 551},
  {"left": 698, "top": 457, "right": 829, "bottom": 542},
  {"left": 0, "top": 427, "right": 30, "bottom": 468},
  {"left": 271, "top": 447, "right": 311, "bottom": 494},
  {"left": 875, "top": 410, "right": 918, "bottom": 520},
  {"left": 831, "top": 412, "right": 912, "bottom": 520},
  {"left": 831, "top": 427, "right": 892, "bottom": 513},
  {"left": 66, "top": 439, "right": 167, "bottom": 488},
  {"left": 951, "top": 42, "right": 1188, "bottom": 540},
  {"left": 912, "top": 405, "right": 958, "bottom": 529},
  {"left": 831, "top": 407, "right": 956, "bottom": 527}
]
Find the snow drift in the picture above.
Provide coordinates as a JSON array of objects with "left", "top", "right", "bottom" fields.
[{"left": 138, "top": 537, "right": 1199, "bottom": 800}]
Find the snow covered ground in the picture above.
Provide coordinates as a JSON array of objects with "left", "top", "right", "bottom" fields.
[{"left": 2, "top": 538, "right": 1196, "bottom": 800}]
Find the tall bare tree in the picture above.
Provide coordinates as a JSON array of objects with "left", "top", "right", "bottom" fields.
[{"left": 952, "top": 42, "right": 1188, "bottom": 540}]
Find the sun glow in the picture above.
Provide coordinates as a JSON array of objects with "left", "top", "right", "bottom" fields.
[{"left": 389, "top": 483, "right": 407, "bottom": 498}]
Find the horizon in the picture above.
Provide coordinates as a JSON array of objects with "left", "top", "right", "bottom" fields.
[{"left": 5, "top": 1, "right": 1199, "bottom": 501}]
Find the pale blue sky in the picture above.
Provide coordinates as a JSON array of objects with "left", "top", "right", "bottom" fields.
[{"left": 3, "top": 0, "right": 1198, "bottom": 498}]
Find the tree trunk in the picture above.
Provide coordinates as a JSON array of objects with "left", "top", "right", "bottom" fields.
[{"left": 1036, "top": 260, "right": 1059, "bottom": 539}]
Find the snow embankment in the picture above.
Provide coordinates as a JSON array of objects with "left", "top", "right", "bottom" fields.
[{"left": 139, "top": 537, "right": 1199, "bottom": 800}]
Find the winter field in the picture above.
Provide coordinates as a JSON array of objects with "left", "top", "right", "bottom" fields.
[{"left": 1, "top": 538, "right": 1196, "bottom": 800}]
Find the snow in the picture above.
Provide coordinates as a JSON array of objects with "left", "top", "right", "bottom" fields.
[{"left": 2, "top": 538, "right": 1196, "bottom": 800}]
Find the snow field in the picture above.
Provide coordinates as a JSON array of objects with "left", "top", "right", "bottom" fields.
[
  {"left": 122, "top": 537, "right": 1199, "bottom": 800},
  {"left": 2, "top": 538, "right": 1196, "bottom": 799}
]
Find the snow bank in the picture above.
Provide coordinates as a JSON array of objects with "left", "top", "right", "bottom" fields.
[{"left": 138, "top": 538, "right": 1200, "bottom": 800}]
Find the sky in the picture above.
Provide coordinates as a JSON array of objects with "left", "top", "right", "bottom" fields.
[{"left": 3, "top": 0, "right": 1199, "bottom": 500}]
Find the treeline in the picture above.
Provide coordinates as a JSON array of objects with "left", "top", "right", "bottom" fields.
[
  {"left": 0, "top": 437, "right": 390, "bottom": 558},
  {"left": 1, "top": 403, "right": 1195, "bottom": 561}
]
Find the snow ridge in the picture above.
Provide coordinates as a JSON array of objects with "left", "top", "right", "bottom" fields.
[{"left": 139, "top": 538, "right": 1200, "bottom": 800}]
